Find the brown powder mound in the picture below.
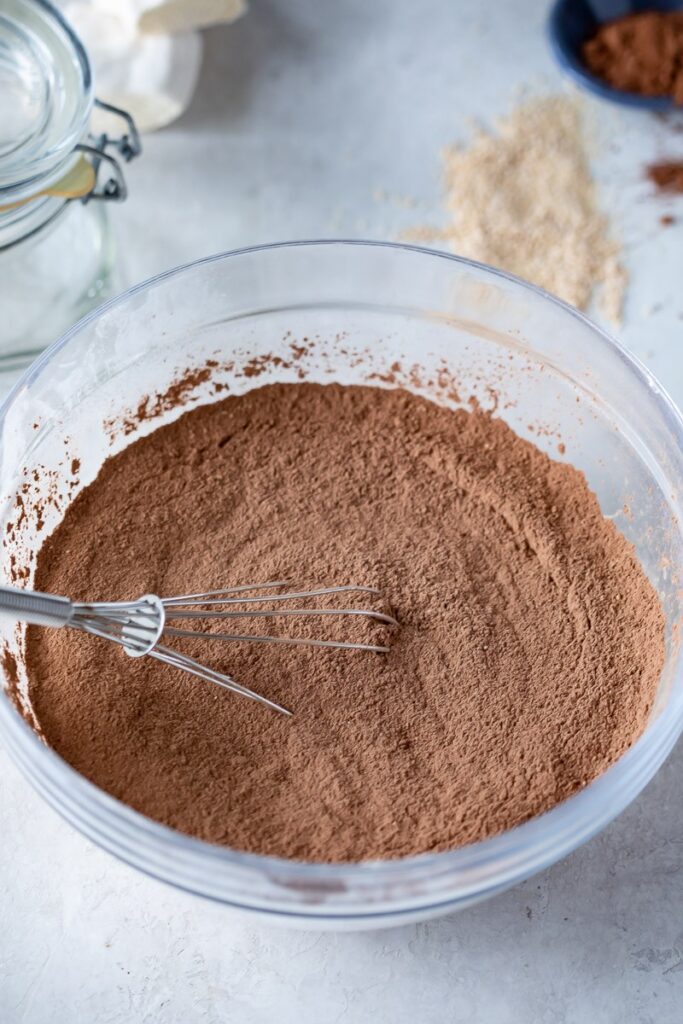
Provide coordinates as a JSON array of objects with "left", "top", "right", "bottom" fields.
[
  {"left": 26, "top": 384, "right": 664, "bottom": 862},
  {"left": 582, "top": 12, "right": 683, "bottom": 104}
]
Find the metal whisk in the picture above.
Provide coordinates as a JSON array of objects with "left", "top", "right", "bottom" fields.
[{"left": 0, "top": 582, "right": 397, "bottom": 716}]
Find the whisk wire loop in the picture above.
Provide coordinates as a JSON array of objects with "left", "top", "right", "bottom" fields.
[{"left": 0, "top": 581, "right": 396, "bottom": 715}]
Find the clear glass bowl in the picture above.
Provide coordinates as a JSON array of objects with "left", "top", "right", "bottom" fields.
[{"left": 1, "top": 241, "right": 682, "bottom": 929}]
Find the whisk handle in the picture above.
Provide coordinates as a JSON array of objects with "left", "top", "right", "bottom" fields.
[{"left": 0, "top": 586, "right": 73, "bottom": 628}]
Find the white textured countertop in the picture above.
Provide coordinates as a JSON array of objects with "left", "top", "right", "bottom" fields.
[{"left": 2, "top": 1, "right": 683, "bottom": 1021}]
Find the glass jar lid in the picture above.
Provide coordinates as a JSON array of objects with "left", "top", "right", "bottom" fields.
[
  {"left": 0, "top": 0, "right": 141, "bottom": 218},
  {"left": 0, "top": 0, "right": 93, "bottom": 202}
]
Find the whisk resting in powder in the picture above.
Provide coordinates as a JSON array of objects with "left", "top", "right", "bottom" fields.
[{"left": 0, "top": 582, "right": 397, "bottom": 715}]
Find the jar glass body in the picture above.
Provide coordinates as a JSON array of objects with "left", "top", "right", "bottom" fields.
[{"left": 0, "top": 198, "right": 115, "bottom": 372}]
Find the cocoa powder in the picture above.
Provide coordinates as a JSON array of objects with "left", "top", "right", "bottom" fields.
[
  {"left": 26, "top": 384, "right": 664, "bottom": 861},
  {"left": 582, "top": 12, "right": 683, "bottom": 103},
  {"left": 647, "top": 160, "right": 683, "bottom": 194}
]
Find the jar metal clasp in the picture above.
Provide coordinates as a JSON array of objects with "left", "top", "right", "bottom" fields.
[{"left": 76, "top": 100, "right": 143, "bottom": 203}]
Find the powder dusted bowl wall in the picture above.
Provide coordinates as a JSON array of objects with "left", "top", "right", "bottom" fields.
[{"left": 0, "top": 241, "right": 682, "bottom": 928}]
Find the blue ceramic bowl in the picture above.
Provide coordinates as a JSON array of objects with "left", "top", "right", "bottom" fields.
[{"left": 548, "top": 0, "right": 683, "bottom": 110}]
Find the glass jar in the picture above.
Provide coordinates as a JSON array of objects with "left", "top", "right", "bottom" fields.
[{"left": 0, "top": 0, "right": 140, "bottom": 373}]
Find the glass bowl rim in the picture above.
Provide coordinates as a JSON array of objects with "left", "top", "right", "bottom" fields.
[{"left": 1, "top": 238, "right": 682, "bottom": 892}]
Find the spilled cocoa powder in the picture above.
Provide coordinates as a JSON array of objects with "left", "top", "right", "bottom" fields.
[
  {"left": 25, "top": 383, "right": 664, "bottom": 861},
  {"left": 647, "top": 160, "right": 683, "bottom": 195}
]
